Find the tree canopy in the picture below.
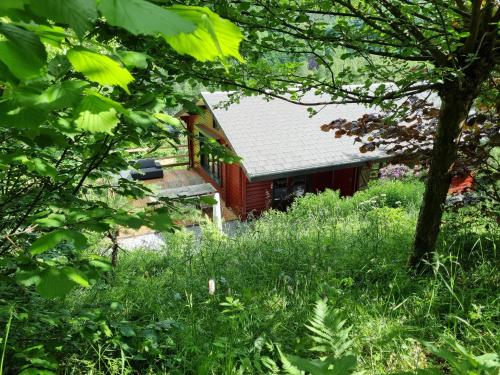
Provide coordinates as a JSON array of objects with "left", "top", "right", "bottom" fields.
[{"left": 0, "top": 0, "right": 243, "bottom": 301}]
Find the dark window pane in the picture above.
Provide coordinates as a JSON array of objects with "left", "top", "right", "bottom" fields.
[{"left": 199, "top": 133, "right": 221, "bottom": 186}]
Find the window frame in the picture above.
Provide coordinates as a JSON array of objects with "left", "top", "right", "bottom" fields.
[{"left": 199, "top": 133, "right": 222, "bottom": 186}]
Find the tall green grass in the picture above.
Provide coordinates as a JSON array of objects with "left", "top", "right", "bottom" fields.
[{"left": 44, "top": 180, "right": 500, "bottom": 373}]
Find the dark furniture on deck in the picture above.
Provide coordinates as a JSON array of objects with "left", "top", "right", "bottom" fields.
[{"left": 130, "top": 159, "right": 164, "bottom": 180}]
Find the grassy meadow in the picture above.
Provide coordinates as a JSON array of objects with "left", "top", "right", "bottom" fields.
[{"left": 8, "top": 179, "right": 499, "bottom": 374}]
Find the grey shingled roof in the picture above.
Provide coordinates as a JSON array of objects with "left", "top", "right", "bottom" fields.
[{"left": 201, "top": 91, "right": 390, "bottom": 181}]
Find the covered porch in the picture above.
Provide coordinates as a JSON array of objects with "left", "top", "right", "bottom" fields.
[
  {"left": 145, "top": 169, "right": 237, "bottom": 220},
  {"left": 120, "top": 168, "right": 238, "bottom": 239}
]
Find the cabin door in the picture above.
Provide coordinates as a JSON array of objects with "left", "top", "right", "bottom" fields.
[
  {"left": 310, "top": 170, "right": 334, "bottom": 193},
  {"left": 333, "top": 167, "right": 358, "bottom": 196}
]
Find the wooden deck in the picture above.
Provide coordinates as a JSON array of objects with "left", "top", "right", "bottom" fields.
[
  {"left": 121, "top": 169, "right": 238, "bottom": 238},
  {"left": 143, "top": 169, "right": 206, "bottom": 190}
]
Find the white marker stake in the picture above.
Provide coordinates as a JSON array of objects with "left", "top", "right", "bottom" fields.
[
  {"left": 213, "top": 192, "right": 223, "bottom": 232},
  {"left": 208, "top": 279, "right": 216, "bottom": 295}
]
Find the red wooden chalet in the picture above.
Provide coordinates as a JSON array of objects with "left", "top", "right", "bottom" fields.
[{"left": 179, "top": 91, "right": 392, "bottom": 219}]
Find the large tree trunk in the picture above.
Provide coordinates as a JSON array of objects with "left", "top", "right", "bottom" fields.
[{"left": 409, "top": 85, "right": 473, "bottom": 270}]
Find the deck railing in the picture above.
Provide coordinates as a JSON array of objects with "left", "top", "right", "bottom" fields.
[{"left": 125, "top": 144, "right": 190, "bottom": 168}]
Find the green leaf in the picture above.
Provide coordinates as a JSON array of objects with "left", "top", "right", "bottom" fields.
[
  {"left": 285, "top": 354, "right": 332, "bottom": 375},
  {"left": 117, "top": 322, "right": 136, "bottom": 337},
  {"left": 67, "top": 47, "right": 134, "bottom": 93},
  {"left": 62, "top": 266, "right": 90, "bottom": 287},
  {"left": 22, "top": 23, "right": 66, "bottom": 47},
  {"left": 35, "top": 213, "right": 66, "bottom": 228},
  {"left": 36, "top": 268, "right": 76, "bottom": 298},
  {"left": 106, "top": 213, "right": 145, "bottom": 229},
  {"left": 32, "top": 129, "right": 68, "bottom": 148},
  {"left": 0, "top": 101, "right": 47, "bottom": 129},
  {"left": 200, "top": 195, "right": 217, "bottom": 205},
  {"left": 164, "top": 6, "right": 244, "bottom": 63},
  {"left": 84, "top": 90, "right": 129, "bottom": 114},
  {"left": 149, "top": 212, "right": 173, "bottom": 232},
  {"left": 29, "top": 0, "right": 98, "bottom": 38},
  {"left": 278, "top": 347, "right": 302, "bottom": 375},
  {"left": 100, "top": 321, "right": 113, "bottom": 337},
  {"left": 25, "top": 158, "right": 58, "bottom": 179},
  {"left": 19, "top": 369, "right": 56, "bottom": 375},
  {"left": 0, "top": 23, "right": 46, "bottom": 80},
  {"left": 154, "top": 112, "right": 182, "bottom": 126},
  {"left": 88, "top": 257, "right": 112, "bottom": 272},
  {"left": 126, "top": 111, "right": 157, "bottom": 127},
  {"left": 48, "top": 54, "right": 71, "bottom": 79},
  {"left": 0, "top": 3, "right": 32, "bottom": 21},
  {"left": 2, "top": 152, "right": 28, "bottom": 164},
  {"left": 0, "top": 23, "right": 46, "bottom": 61},
  {"left": 10, "top": 86, "right": 44, "bottom": 106},
  {"left": 476, "top": 353, "right": 500, "bottom": 368},
  {"left": 16, "top": 270, "right": 42, "bottom": 287},
  {"left": 35, "top": 80, "right": 89, "bottom": 111},
  {"left": 0, "top": 60, "right": 18, "bottom": 82},
  {"left": 97, "top": 0, "right": 195, "bottom": 36},
  {"left": 0, "top": 0, "right": 30, "bottom": 11},
  {"left": 117, "top": 50, "right": 149, "bottom": 70},
  {"left": 74, "top": 94, "right": 119, "bottom": 134},
  {"left": 329, "top": 355, "right": 358, "bottom": 374},
  {"left": 30, "top": 230, "right": 88, "bottom": 255}
]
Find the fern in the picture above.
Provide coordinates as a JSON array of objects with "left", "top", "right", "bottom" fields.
[
  {"left": 305, "top": 299, "right": 353, "bottom": 358},
  {"left": 261, "top": 356, "right": 281, "bottom": 375},
  {"left": 265, "top": 299, "right": 357, "bottom": 375},
  {"left": 278, "top": 346, "right": 304, "bottom": 375}
]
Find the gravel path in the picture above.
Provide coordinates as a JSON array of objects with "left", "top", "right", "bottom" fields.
[{"left": 118, "top": 220, "right": 248, "bottom": 251}]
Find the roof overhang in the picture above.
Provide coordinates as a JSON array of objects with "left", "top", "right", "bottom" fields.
[{"left": 246, "top": 155, "right": 393, "bottom": 182}]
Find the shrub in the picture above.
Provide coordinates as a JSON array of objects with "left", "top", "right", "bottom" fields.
[{"left": 379, "top": 164, "right": 413, "bottom": 180}]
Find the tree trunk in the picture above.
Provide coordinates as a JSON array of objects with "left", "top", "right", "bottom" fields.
[
  {"left": 409, "top": 86, "right": 473, "bottom": 270},
  {"left": 108, "top": 229, "right": 120, "bottom": 267}
]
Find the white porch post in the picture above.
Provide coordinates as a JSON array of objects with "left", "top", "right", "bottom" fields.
[{"left": 213, "top": 192, "right": 223, "bottom": 232}]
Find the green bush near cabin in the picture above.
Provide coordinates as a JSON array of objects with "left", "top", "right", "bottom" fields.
[{"left": 2, "top": 179, "right": 499, "bottom": 374}]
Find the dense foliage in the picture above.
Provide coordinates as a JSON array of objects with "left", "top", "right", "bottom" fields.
[
  {"left": 0, "top": 3, "right": 242, "bottom": 290},
  {"left": 3, "top": 180, "right": 498, "bottom": 373},
  {"left": 1, "top": 1, "right": 498, "bottom": 374},
  {"left": 0, "top": 1, "right": 243, "bottom": 373}
]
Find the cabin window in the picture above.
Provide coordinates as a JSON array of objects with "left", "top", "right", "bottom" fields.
[
  {"left": 292, "top": 181, "right": 306, "bottom": 197},
  {"left": 201, "top": 154, "right": 221, "bottom": 185},
  {"left": 199, "top": 134, "right": 222, "bottom": 185},
  {"left": 290, "top": 176, "right": 308, "bottom": 196},
  {"left": 272, "top": 178, "right": 288, "bottom": 201}
]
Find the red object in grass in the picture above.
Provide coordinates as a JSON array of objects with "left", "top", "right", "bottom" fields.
[{"left": 448, "top": 174, "right": 475, "bottom": 194}]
